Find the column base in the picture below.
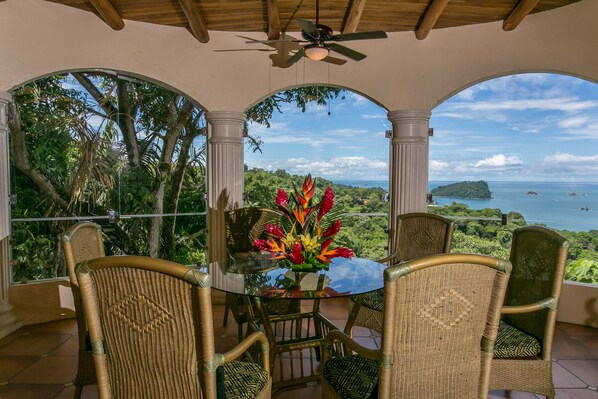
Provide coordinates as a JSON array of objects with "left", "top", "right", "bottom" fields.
[{"left": 0, "top": 301, "right": 23, "bottom": 339}]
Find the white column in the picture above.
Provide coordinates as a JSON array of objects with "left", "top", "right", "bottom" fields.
[
  {"left": 387, "top": 109, "right": 431, "bottom": 251},
  {"left": 0, "top": 91, "right": 22, "bottom": 338},
  {"left": 205, "top": 111, "right": 245, "bottom": 289}
]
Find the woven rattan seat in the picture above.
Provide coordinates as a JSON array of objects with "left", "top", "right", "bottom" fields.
[
  {"left": 489, "top": 226, "right": 569, "bottom": 399},
  {"left": 346, "top": 212, "right": 455, "bottom": 333},
  {"left": 61, "top": 221, "right": 105, "bottom": 399},
  {"left": 76, "top": 255, "right": 272, "bottom": 399},
  {"left": 323, "top": 253, "right": 512, "bottom": 399}
]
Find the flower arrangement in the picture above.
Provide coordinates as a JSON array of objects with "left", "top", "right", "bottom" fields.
[{"left": 253, "top": 174, "right": 354, "bottom": 271}]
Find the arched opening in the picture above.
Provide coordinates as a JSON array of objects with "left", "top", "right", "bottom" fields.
[
  {"left": 428, "top": 72, "right": 598, "bottom": 290},
  {"left": 243, "top": 85, "right": 391, "bottom": 260},
  {"left": 8, "top": 70, "right": 209, "bottom": 285}
]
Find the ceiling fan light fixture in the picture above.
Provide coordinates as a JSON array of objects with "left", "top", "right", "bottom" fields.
[{"left": 305, "top": 44, "right": 329, "bottom": 61}]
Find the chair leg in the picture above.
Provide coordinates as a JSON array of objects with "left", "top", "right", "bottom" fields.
[
  {"left": 73, "top": 384, "right": 83, "bottom": 399},
  {"left": 223, "top": 304, "right": 229, "bottom": 327}
]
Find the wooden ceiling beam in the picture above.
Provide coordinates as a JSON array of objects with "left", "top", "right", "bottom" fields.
[
  {"left": 88, "top": 0, "right": 124, "bottom": 30},
  {"left": 266, "top": 0, "right": 281, "bottom": 40},
  {"left": 343, "top": 0, "right": 368, "bottom": 33},
  {"left": 177, "top": 0, "right": 210, "bottom": 43},
  {"left": 415, "top": 0, "right": 449, "bottom": 40},
  {"left": 503, "top": 0, "right": 540, "bottom": 31}
]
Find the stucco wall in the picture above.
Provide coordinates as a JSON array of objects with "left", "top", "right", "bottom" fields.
[{"left": 0, "top": 0, "right": 597, "bottom": 112}]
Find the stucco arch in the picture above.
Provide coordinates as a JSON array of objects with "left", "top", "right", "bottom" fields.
[{"left": 2, "top": 0, "right": 597, "bottom": 113}]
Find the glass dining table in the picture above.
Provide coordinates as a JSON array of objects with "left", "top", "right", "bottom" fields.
[{"left": 207, "top": 252, "right": 387, "bottom": 392}]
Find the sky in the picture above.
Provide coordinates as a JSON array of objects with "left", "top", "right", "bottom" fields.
[{"left": 245, "top": 73, "right": 598, "bottom": 183}]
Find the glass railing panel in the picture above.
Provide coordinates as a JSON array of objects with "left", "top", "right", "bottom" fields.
[{"left": 10, "top": 213, "right": 207, "bottom": 283}]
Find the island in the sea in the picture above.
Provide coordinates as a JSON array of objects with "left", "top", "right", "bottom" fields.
[{"left": 430, "top": 180, "right": 492, "bottom": 199}]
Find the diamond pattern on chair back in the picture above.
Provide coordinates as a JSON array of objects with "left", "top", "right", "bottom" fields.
[
  {"left": 384, "top": 263, "right": 500, "bottom": 398},
  {"left": 80, "top": 259, "right": 207, "bottom": 399},
  {"left": 504, "top": 226, "right": 569, "bottom": 343},
  {"left": 395, "top": 213, "right": 454, "bottom": 262}
]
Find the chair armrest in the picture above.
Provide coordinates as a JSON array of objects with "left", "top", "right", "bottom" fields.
[
  {"left": 501, "top": 297, "right": 557, "bottom": 314},
  {"left": 376, "top": 251, "right": 397, "bottom": 265},
  {"left": 220, "top": 331, "right": 270, "bottom": 372},
  {"left": 322, "top": 329, "right": 381, "bottom": 366}
]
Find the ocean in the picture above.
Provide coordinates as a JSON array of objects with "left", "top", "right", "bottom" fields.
[{"left": 333, "top": 180, "right": 598, "bottom": 232}]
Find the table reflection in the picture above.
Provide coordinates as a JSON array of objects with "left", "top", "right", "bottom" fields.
[{"left": 209, "top": 252, "right": 386, "bottom": 299}]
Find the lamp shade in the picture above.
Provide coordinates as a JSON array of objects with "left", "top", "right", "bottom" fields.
[{"left": 304, "top": 44, "right": 329, "bottom": 61}]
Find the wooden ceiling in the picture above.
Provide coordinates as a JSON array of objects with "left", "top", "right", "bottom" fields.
[{"left": 43, "top": 0, "right": 582, "bottom": 43}]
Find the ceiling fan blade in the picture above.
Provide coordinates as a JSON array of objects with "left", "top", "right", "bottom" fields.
[
  {"left": 245, "top": 39, "right": 304, "bottom": 44},
  {"left": 214, "top": 49, "right": 275, "bottom": 52},
  {"left": 321, "top": 55, "right": 347, "bottom": 66},
  {"left": 331, "top": 31, "right": 388, "bottom": 42},
  {"left": 326, "top": 43, "right": 367, "bottom": 61},
  {"left": 287, "top": 47, "right": 306, "bottom": 65},
  {"left": 296, "top": 18, "right": 319, "bottom": 38}
]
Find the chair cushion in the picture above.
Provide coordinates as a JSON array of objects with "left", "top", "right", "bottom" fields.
[
  {"left": 493, "top": 320, "right": 542, "bottom": 358},
  {"left": 323, "top": 355, "right": 379, "bottom": 399},
  {"left": 223, "top": 361, "right": 269, "bottom": 399},
  {"left": 361, "top": 289, "right": 384, "bottom": 312}
]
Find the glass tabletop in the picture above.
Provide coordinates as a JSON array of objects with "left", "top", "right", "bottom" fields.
[{"left": 208, "top": 252, "right": 387, "bottom": 299}]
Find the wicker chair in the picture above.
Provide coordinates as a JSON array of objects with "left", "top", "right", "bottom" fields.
[
  {"left": 346, "top": 212, "right": 455, "bottom": 333},
  {"left": 223, "top": 207, "right": 299, "bottom": 340},
  {"left": 76, "top": 255, "right": 272, "bottom": 399},
  {"left": 489, "top": 226, "right": 569, "bottom": 399},
  {"left": 61, "top": 221, "right": 105, "bottom": 399},
  {"left": 322, "top": 253, "right": 511, "bottom": 399}
]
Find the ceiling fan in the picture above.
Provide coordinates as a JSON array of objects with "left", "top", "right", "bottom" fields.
[{"left": 249, "top": 0, "right": 387, "bottom": 66}]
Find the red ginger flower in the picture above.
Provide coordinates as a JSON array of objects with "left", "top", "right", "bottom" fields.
[
  {"left": 266, "top": 223, "right": 285, "bottom": 238},
  {"left": 289, "top": 243, "right": 305, "bottom": 264},
  {"left": 253, "top": 239, "right": 270, "bottom": 251},
  {"left": 276, "top": 188, "right": 291, "bottom": 217},
  {"left": 322, "top": 220, "right": 341, "bottom": 238},
  {"left": 335, "top": 247, "right": 354, "bottom": 259},
  {"left": 317, "top": 187, "right": 334, "bottom": 222}
]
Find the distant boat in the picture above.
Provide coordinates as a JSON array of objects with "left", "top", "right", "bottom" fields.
[
  {"left": 569, "top": 192, "right": 577, "bottom": 196},
  {"left": 526, "top": 191, "right": 538, "bottom": 196}
]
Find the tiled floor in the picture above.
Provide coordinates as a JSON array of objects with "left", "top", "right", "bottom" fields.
[{"left": 1, "top": 298, "right": 597, "bottom": 399}]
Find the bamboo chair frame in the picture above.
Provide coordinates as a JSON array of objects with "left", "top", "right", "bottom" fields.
[
  {"left": 76, "top": 255, "right": 272, "bottom": 399},
  {"left": 489, "top": 226, "right": 569, "bottom": 399},
  {"left": 346, "top": 212, "right": 455, "bottom": 334},
  {"left": 323, "top": 253, "right": 512, "bottom": 399},
  {"left": 61, "top": 221, "right": 105, "bottom": 399}
]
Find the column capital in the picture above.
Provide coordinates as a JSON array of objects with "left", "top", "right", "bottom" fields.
[
  {"left": 387, "top": 109, "right": 431, "bottom": 145},
  {"left": 205, "top": 110, "right": 246, "bottom": 125},
  {"left": 0, "top": 92, "right": 11, "bottom": 131},
  {"left": 0, "top": 91, "right": 11, "bottom": 105}
]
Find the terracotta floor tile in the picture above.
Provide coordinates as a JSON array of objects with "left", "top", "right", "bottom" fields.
[
  {"left": 0, "top": 383, "right": 64, "bottom": 399},
  {"left": 32, "top": 319, "right": 78, "bottom": 334},
  {"left": 0, "top": 332, "right": 71, "bottom": 356},
  {"left": 553, "top": 388, "right": 598, "bottom": 398},
  {"left": 54, "top": 384, "right": 99, "bottom": 399},
  {"left": 553, "top": 337, "right": 598, "bottom": 360},
  {"left": 10, "top": 356, "right": 77, "bottom": 384},
  {"left": 557, "top": 323, "right": 598, "bottom": 337},
  {"left": 558, "top": 360, "right": 598, "bottom": 387},
  {"left": 48, "top": 335, "right": 78, "bottom": 356},
  {"left": 553, "top": 361, "right": 588, "bottom": 388},
  {"left": 0, "top": 355, "right": 39, "bottom": 383}
]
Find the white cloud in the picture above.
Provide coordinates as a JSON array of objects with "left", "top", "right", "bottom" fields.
[
  {"left": 450, "top": 97, "right": 598, "bottom": 113},
  {"left": 535, "top": 152, "right": 598, "bottom": 176},
  {"left": 248, "top": 156, "right": 388, "bottom": 180},
  {"left": 559, "top": 116, "right": 589, "bottom": 129},
  {"left": 474, "top": 154, "right": 523, "bottom": 169}
]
